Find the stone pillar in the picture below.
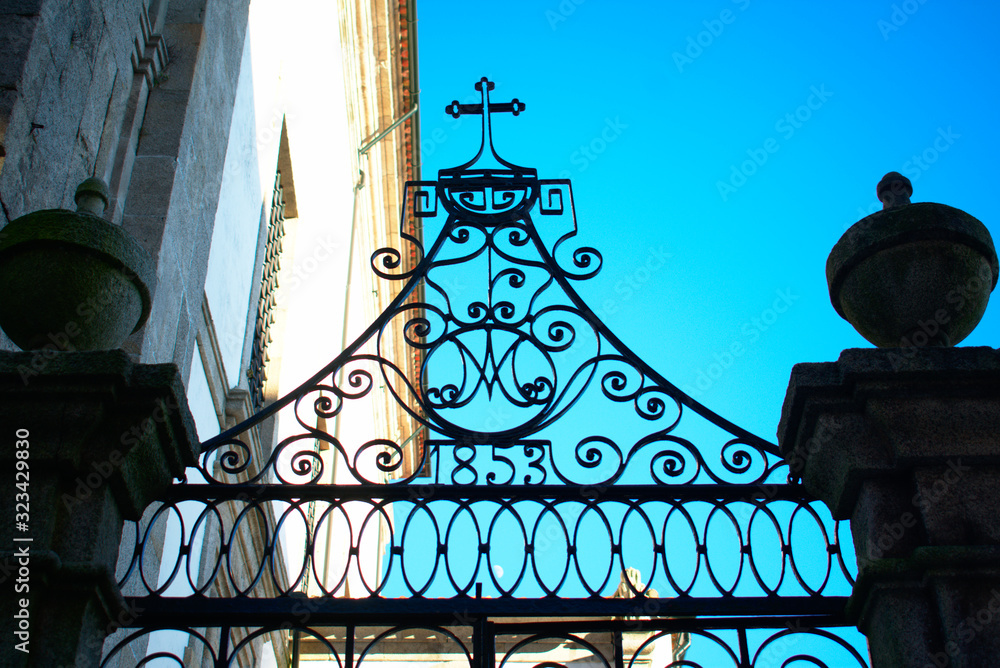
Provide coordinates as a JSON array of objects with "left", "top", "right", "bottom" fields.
[
  {"left": 0, "top": 350, "right": 197, "bottom": 667},
  {"left": 778, "top": 346, "right": 1000, "bottom": 668}
]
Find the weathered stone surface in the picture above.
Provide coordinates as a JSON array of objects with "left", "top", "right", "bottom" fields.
[
  {"left": 156, "top": 22, "right": 201, "bottom": 92},
  {"left": 27, "top": 7, "right": 99, "bottom": 209},
  {"left": 0, "top": 0, "right": 144, "bottom": 217},
  {"left": 779, "top": 347, "right": 1000, "bottom": 667},
  {"left": 123, "top": 1, "right": 250, "bottom": 369},
  {"left": 0, "top": 0, "right": 45, "bottom": 13},
  {"left": 829, "top": 201, "right": 998, "bottom": 348},
  {"left": 848, "top": 547, "right": 1000, "bottom": 668},
  {"left": 0, "top": 0, "right": 248, "bottom": 373},
  {"left": 122, "top": 154, "right": 178, "bottom": 228},
  {"left": 134, "top": 89, "right": 190, "bottom": 156},
  {"left": 70, "top": 29, "right": 117, "bottom": 176},
  {"left": 0, "top": 350, "right": 197, "bottom": 667},
  {"left": 0, "top": 204, "right": 155, "bottom": 350},
  {"left": 0, "top": 87, "right": 18, "bottom": 136}
]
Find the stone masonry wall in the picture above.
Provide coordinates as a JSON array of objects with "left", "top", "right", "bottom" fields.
[
  {"left": 0, "top": 0, "right": 252, "bottom": 384},
  {"left": 0, "top": 0, "right": 145, "bottom": 225},
  {"left": 121, "top": 0, "right": 250, "bottom": 377}
]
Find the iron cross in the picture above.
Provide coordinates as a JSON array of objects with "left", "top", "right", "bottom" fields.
[{"left": 445, "top": 77, "right": 525, "bottom": 119}]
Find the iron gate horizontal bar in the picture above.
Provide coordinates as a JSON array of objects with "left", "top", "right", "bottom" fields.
[
  {"left": 123, "top": 595, "right": 852, "bottom": 627},
  {"left": 157, "top": 483, "right": 817, "bottom": 502}
]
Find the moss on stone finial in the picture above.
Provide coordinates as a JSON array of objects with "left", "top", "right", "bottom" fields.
[{"left": 0, "top": 178, "right": 155, "bottom": 350}]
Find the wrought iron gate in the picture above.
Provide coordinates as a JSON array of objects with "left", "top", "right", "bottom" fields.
[{"left": 105, "top": 79, "right": 870, "bottom": 667}]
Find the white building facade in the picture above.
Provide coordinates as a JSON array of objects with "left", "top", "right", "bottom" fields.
[{"left": 0, "top": 0, "right": 419, "bottom": 664}]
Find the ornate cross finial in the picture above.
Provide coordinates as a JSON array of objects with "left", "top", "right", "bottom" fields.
[
  {"left": 437, "top": 77, "right": 534, "bottom": 184},
  {"left": 445, "top": 77, "right": 525, "bottom": 119}
]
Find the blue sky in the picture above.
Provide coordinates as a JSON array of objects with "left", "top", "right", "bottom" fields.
[
  {"left": 383, "top": 8, "right": 999, "bottom": 659},
  {"left": 414, "top": 0, "right": 1000, "bottom": 441}
]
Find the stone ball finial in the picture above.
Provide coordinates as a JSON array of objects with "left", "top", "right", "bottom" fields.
[
  {"left": 75, "top": 176, "right": 110, "bottom": 215},
  {"left": 827, "top": 173, "right": 997, "bottom": 348},
  {"left": 0, "top": 177, "right": 155, "bottom": 351},
  {"left": 876, "top": 171, "right": 912, "bottom": 210}
]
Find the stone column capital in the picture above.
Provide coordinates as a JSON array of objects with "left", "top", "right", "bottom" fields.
[
  {"left": 0, "top": 350, "right": 198, "bottom": 667},
  {"left": 778, "top": 346, "right": 1000, "bottom": 519},
  {"left": 0, "top": 349, "right": 198, "bottom": 520},
  {"left": 778, "top": 346, "right": 1000, "bottom": 667}
]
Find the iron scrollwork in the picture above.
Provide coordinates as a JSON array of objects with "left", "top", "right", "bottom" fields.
[
  {"left": 196, "top": 76, "right": 784, "bottom": 490},
  {"left": 114, "top": 79, "right": 869, "bottom": 667}
]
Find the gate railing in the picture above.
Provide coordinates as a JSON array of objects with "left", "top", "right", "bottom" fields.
[{"left": 104, "top": 79, "right": 870, "bottom": 667}]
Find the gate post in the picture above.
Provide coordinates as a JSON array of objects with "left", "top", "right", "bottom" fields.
[
  {"left": 0, "top": 350, "right": 197, "bottom": 667},
  {"left": 778, "top": 347, "right": 1000, "bottom": 667}
]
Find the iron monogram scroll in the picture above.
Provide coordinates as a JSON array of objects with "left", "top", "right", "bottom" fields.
[
  {"left": 196, "top": 77, "right": 783, "bottom": 489},
  {"left": 117, "top": 78, "right": 868, "bottom": 668}
]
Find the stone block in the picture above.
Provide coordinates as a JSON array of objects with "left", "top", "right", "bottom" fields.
[
  {"left": 167, "top": 0, "right": 209, "bottom": 24},
  {"left": 0, "top": 349, "right": 197, "bottom": 666},
  {"left": 0, "top": 0, "right": 44, "bottom": 13},
  {"left": 38, "top": 0, "right": 79, "bottom": 64},
  {"left": 911, "top": 463, "right": 1000, "bottom": 546},
  {"left": 14, "top": 10, "right": 49, "bottom": 105},
  {"left": 930, "top": 569, "right": 1000, "bottom": 666},
  {"left": 123, "top": 154, "right": 176, "bottom": 222},
  {"left": 0, "top": 87, "right": 18, "bottom": 139},
  {"left": 159, "top": 22, "right": 203, "bottom": 92},
  {"left": 779, "top": 347, "right": 1000, "bottom": 517},
  {"left": 25, "top": 57, "right": 93, "bottom": 209},
  {"left": 135, "top": 88, "right": 191, "bottom": 156},
  {"left": 0, "top": 165, "right": 26, "bottom": 221},
  {"left": 855, "top": 579, "right": 943, "bottom": 668},
  {"left": 76, "top": 26, "right": 116, "bottom": 158},
  {"left": 848, "top": 547, "right": 1000, "bottom": 667},
  {"left": 92, "top": 55, "right": 129, "bottom": 182},
  {"left": 171, "top": 291, "right": 194, "bottom": 376},
  {"left": 136, "top": 240, "right": 184, "bottom": 364},
  {"left": 780, "top": 347, "right": 1000, "bottom": 667}
]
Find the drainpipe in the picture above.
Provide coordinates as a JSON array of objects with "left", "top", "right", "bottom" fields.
[{"left": 358, "top": 105, "right": 419, "bottom": 156}]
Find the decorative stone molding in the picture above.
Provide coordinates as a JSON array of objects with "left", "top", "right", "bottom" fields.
[
  {"left": 131, "top": 5, "right": 169, "bottom": 88},
  {"left": 0, "top": 350, "right": 197, "bottom": 666},
  {"left": 778, "top": 347, "right": 1000, "bottom": 667}
]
